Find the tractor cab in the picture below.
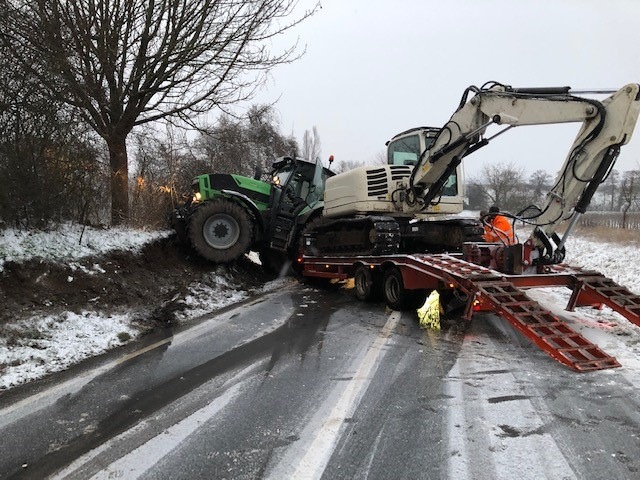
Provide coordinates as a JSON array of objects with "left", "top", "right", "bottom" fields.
[
  {"left": 269, "top": 156, "right": 334, "bottom": 216},
  {"left": 266, "top": 156, "right": 335, "bottom": 254}
]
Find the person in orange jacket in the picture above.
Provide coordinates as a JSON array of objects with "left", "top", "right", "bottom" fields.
[{"left": 482, "top": 206, "right": 515, "bottom": 244}]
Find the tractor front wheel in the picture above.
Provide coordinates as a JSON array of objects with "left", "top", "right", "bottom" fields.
[{"left": 188, "top": 199, "right": 254, "bottom": 263}]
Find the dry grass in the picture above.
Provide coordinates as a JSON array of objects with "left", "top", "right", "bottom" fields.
[
  {"left": 517, "top": 223, "right": 640, "bottom": 246},
  {"left": 567, "top": 225, "right": 640, "bottom": 245}
]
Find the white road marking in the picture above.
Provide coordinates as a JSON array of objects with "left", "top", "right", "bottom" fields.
[
  {"left": 51, "top": 365, "right": 255, "bottom": 479},
  {"left": 267, "top": 310, "right": 402, "bottom": 480}
]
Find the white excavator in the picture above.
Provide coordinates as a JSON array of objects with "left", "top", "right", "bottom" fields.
[{"left": 312, "top": 82, "right": 640, "bottom": 274}]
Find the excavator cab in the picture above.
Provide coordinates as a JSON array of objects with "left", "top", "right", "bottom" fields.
[{"left": 386, "top": 127, "right": 463, "bottom": 204}]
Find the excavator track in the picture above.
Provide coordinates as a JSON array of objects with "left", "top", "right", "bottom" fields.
[
  {"left": 307, "top": 216, "right": 400, "bottom": 256},
  {"left": 399, "top": 218, "right": 485, "bottom": 252},
  {"left": 306, "top": 216, "right": 484, "bottom": 258}
]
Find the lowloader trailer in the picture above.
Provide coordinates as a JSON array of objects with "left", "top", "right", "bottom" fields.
[{"left": 299, "top": 249, "right": 640, "bottom": 372}]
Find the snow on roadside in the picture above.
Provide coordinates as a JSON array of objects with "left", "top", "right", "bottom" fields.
[
  {"left": 0, "top": 312, "right": 137, "bottom": 390},
  {"left": 0, "top": 224, "right": 171, "bottom": 272},
  {"left": 0, "top": 228, "right": 267, "bottom": 391}
]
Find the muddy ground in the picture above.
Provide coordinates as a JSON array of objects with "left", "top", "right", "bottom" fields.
[{"left": 0, "top": 235, "right": 273, "bottom": 328}]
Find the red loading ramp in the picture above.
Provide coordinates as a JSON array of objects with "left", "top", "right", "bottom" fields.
[
  {"left": 472, "top": 280, "right": 620, "bottom": 372},
  {"left": 564, "top": 271, "right": 640, "bottom": 327},
  {"left": 395, "top": 255, "right": 622, "bottom": 371}
]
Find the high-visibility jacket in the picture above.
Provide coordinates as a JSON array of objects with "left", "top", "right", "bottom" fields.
[{"left": 483, "top": 214, "right": 515, "bottom": 244}]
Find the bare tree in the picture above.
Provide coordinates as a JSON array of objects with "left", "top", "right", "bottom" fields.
[
  {"left": 246, "top": 104, "right": 297, "bottom": 176},
  {"left": 471, "top": 161, "right": 526, "bottom": 210},
  {"left": 620, "top": 170, "right": 640, "bottom": 228},
  {"left": 0, "top": 38, "right": 106, "bottom": 228},
  {"left": 301, "top": 126, "right": 321, "bottom": 162},
  {"left": 333, "top": 159, "right": 365, "bottom": 173},
  {"left": 194, "top": 104, "right": 297, "bottom": 180},
  {"left": 373, "top": 150, "right": 387, "bottom": 166},
  {"left": 1, "top": 0, "right": 318, "bottom": 224},
  {"left": 130, "top": 125, "right": 197, "bottom": 226},
  {"left": 529, "top": 169, "right": 552, "bottom": 205},
  {"left": 602, "top": 168, "right": 620, "bottom": 211}
]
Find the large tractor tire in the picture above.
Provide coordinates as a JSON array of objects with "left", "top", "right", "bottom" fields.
[{"left": 187, "top": 199, "right": 254, "bottom": 263}]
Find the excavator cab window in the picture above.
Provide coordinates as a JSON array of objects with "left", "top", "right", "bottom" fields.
[
  {"left": 387, "top": 130, "right": 459, "bottom": 197},
  {"left": 441, "top": 171, "right": 458, "bottom": 196},
  {"left": 388, "top": 134, "right": 420, "bottom": 166}
]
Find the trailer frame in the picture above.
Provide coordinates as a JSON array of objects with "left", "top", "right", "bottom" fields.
[{"left": 300, "top": 252, "right": 640, "bottom": 372}]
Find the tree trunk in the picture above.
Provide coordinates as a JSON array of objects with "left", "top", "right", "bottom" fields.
[
  {"left": 622, "top": 203, "right": 630, "bottom": 229},
  {"left": 108, "top": 135, "right": 129, "bottom": 225}
]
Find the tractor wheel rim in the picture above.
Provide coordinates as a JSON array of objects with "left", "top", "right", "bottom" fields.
[{"left": 203, "top": 214, "right": 240, "bottom": 249}]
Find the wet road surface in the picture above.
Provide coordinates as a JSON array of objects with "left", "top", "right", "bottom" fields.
[{"left": 1, "top": 283, "right": 640, "bottom": 479}]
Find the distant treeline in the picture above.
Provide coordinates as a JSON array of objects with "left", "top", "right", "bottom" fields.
[{"left": 578, "top": 211, "right": 640, "bottom": 230}]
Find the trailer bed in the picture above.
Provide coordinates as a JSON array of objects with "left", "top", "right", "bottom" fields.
[{"left": 301, "top": 253, "right": 640, "bottom": 372}]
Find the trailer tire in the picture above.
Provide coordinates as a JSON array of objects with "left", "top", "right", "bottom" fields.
[
  {"left": 354, "top": 265, "right": 378, "bottom": 302},
  {"left": 188, "top": 199, "right": 254, "bottom": 263},
  {"left": 382, "top": 267, "right": 427, "bottom": 310},
  {"left": 383, "top": 267, "right": 408, "bottom": 310}
]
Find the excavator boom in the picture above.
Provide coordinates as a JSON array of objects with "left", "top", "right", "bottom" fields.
[{"left": 410, "top": 82, "right": 640, "bottom": 266}]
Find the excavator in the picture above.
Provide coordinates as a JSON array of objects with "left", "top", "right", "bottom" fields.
[{"left": 310, "top": 82, "right": 640, "bottom": 275}]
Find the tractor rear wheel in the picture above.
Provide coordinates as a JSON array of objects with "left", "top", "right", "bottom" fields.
[{"left": 187, "top": 199, "right": 254, "bottom": 263}]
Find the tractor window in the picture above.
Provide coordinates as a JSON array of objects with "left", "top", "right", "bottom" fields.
[
  {"left": 274, "top": 159, "right": 332, "bottom": 209},
  {"left": 290, "top": 162, "right": 322, "bottom": 203},
  {"left": 273, "top": 167, "right": 293, "bottom": 188},
  {"left": 387, "top": 134, "right": 420, "bottom": 166}
]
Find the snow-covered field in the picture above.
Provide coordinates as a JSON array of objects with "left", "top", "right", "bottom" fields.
[{"left": 1, "top": 224, "right": 639, "bottom": 391}]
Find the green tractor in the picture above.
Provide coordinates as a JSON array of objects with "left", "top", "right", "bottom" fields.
[{"left": 172, "top": 156, "right": 335, "bottom": 272}]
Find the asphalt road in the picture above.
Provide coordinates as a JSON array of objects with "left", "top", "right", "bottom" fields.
[{"left": 1, "top": 282, "right": 640, "bottom": 479}]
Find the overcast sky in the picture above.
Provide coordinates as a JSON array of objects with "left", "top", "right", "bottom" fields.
[{"left": 247, "top": 0, "right": 640, "bottom": 180}]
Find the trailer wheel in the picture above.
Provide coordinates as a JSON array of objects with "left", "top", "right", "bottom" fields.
[
  {"left": 354, "top": 265, "right": 377, "bottom": 302},
  {"left": 383, "top": 267, "right": 408, "bottom": 310},
  {"left": 383, "top": 267, "right": 427, "bottom": 310},
  {"left": 187, "top": 199, "right": 254, "bottom": 263}
]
